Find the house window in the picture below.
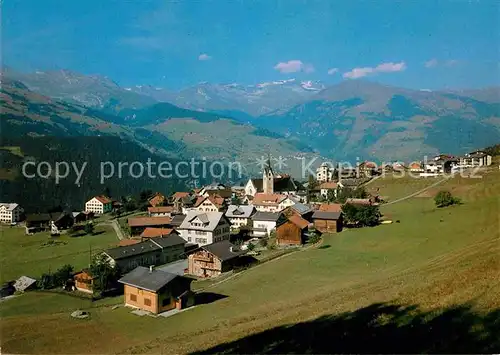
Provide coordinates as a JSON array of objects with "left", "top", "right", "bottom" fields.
[
  {"left": 130, "top": 294, "right": 137, "bottom": 302},
  {"left": 162, "top": 297, "right": 171, "bottom": 307},
  {"left": 144, "top": 298, "right": 152, "bottom": 306}
]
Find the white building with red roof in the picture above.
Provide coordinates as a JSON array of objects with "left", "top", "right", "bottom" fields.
[{"left": 85, "top": 195, "right": 112, "bottom": 215}]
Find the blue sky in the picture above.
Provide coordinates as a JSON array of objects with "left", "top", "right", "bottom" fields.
[{"left": 3, "top": 0, "right": 499, "bottom": 90}]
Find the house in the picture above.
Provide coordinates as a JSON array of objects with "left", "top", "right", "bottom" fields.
[
  {"left": 148, "top": 192, "right": 166, "bottom": 207},
  {"left": 245, "top": 158, "right": 304, "bottom": 197},
  {"left": 311, "top": 210, "right": 343, "bottom": 233},
  {"left": 127, "top": 216, "right": 173, "bottom": 236},
  {"left": 148, "top": 206, "right": 174, "bottom": 217},
  {"left": 319, "top": 182, "right": 338, "bottom": 199},
  {"left": 0, "top": 203, "right": 23, "bottom": 224},
  {"left": 119, "top": 266, "right": 194, "bottom": 314},
  {"left": 252, "top": 193, "right": 295, "bottom": 212},
  {"left": 177, "top": 211, "right": 231, "bottom": 246},
  {"left": 103, "top": 235, "right": 186, "bottom": 273},
  {"left": 199, "top": 183, "right": 232, "bottom": 199},
  {"left": 170, "top": 214, "right": 187, "bottom": 228},
  {"left": 337, "top": 178, "right": 361, "bottom": 189},
  {"left": 73, "top": 270, "right": 95, "bottom": 293},
  {"left": 276, "top": 215, "right": 309, "bottom": 246},
  {"left": 72, "top": 211, "right": 90, "bottom": 224},
  {"left": 316, "top": 162, "right": 335, "bottom": 182},
  {"left": 194, "top": 195, "right": 226, "bottom": 212},
  {"left": 225, "top": 205, "right": 255, "bottom": 230},
  {"left": 409, "top": 162, "right": 423, "bottom": 172},
  {"left": 140, "top": 227, "right": 179, "bottom": 239},
  {"left": 187, "top": 240, "right": 247, "bottom": 278},
  {"left": 25, "top": 212, "right": 74, "bottom": 230},
  {"left": 283, "top": 203, "right": 314, "bottom": 221},
  {"left": 459, "top": 151, "right": 492, "bottom": 167},
  {"left": 13, "top": 276, "right": 37, "bottom": 292},
  {"left": 358, "top": 161, "right": 378, "bottom": 177},
  {"left": 250, "top": 211, "right": 284, "bottom": 237},
  {"left": 85, "top": 195, "right": 112, "bottom": 215}
]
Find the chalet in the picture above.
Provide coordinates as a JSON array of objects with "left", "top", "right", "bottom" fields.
[
  {"left": 0, "top": 203, "right": 23, "bottom": 224},
  {"left": 276, "top": 215, "right": 309, "bottom": 246},
  {"left": 225, "top": 205, "right": 255, "bottom": 230},
  {"left": 177, "top": 211, "right": 231, "bottom": 246},
  {"left": 283, "top": 203, "right": 314, "bottom": 221},
  {"left": 316, "top": 162, "right": 335, "bottom": 182},
  {"left": 148, "top": 206, "right": 174, "bottom": 217},
  {"left": 358, "top": 161, "right": 377, "bottom": 177},
  {"left": 148, "top": 192, "right": 166, "bottom": 207},
  {"left": 187, "top": 240, "right": 247, "bottom": 278},
  {"left": 319, "top": 182, "right": 338, "bottom": 199},
  {"left": 459, "top": 151, "right": 492, "bottom": 167},
  {"left": 128, "top": 216, "right": 172, "bottom": 236},
  {"left": 25, "top": 212, "right": 74, "bottom": 230},
  {"left": 252, "top": 193, "right": 295, "bottom": 212},
  {"left": 199, "top": 183, "right": 232, "bottom": 199},
  {"left": 409, "top": 162, "right": 424, "bottom": 172},
  {"left": 72, "top": 211, "right": 91, "bottom": 224},
  {"left": 85, "top": 195, "right": 112, "bottom": 215},
  {"left": 250, "top": 211, "right": 284, "bottom": 237},
  {"left": 73, "top": 270, "right": 95, "bottom": 294},
  {"left": 311, "top": 210, "right": 343, "bottom": 233},
  {"left": 194, "top": 195, "right": 226, "bottom": 212},
  {"left": 140, "top": 227, "right": 179, "bottom": 239},
  {"left": 245, "top": 158, "right": 304, "bottom": 197},
  {"left": 103, "top": 235, "right": 186, "bottom": 273},
  {"left": 119, "top": 266, "right": 194, "bottom": 314}
]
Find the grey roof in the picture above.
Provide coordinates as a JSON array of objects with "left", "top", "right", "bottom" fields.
[
  {"left": 225, "top": 205, "right": 255, "bottom": 218},
  {"left": 179, "top": 211, "right": 227, "bottom": 232},
  {"left": 291, "top": 203, "right": 313, "bottom": 215},
  {"left": 0, "top": 203, "right": 20, "bottom": 211},
  {"left": 14, "top": 276, "right": 37, "bottom": 291},
  {"left": 118, "top": 266, "right": 179, "bottom": 292},
  {"left": 170, "top": 214, "right": 186, "bottom": 227},
  {"left": 105, "top": 240, "right": 161, "bottom": 260},
  {"left": 201, "top": 240, "right": 246, "bottom": 261},
  {"left": 339, "top": 178, "right": 359, "bottom": 187},
  {"left": 312, "top": 211, "right": 342, "bottom": 220},
  {"left": 252, "top": 211, "right": 282, "bottom": 222},
  {"left": 149, "top": 234, "right": 187, "bottom": 248}
]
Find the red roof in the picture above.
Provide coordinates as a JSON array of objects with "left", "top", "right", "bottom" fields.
[
  {"left": 118, "top": 239, "right": 141, "bottom": 247},
  {"left": 319, "top": 182, "right": 338, "bottom": 189},
  {"left": 252, "top": 193, "right": 287, "bottom": 206},
  {"left": 93, "top": 195, "right": 112, "bottom": 204},
  {"left": 128, "top": 216, "right": 172, "bottom": 227},
  {"left": 318, "top": 203, "right": 342, "bottom": 212},
  {"left": 148, "top": 193, "right": 166, "bottom": 207},
  {"left": 172, "top": 192, "right": 190, "bottom": 200},
  {"left": 140, "top": 227, "right": 177, "bottom": 238},
  {"left": 345, "top": 198, "right": 372, "bottom": 206},
  {"left": 147, "top": 206, "right": 174, "bottom": 213},
  {"left": 287, "top": 215, "right": 309, "bottom": 229}
]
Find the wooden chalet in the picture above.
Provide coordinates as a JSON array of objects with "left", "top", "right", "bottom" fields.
[
  {"left": 187, "top": 240, "right": 246, "bottom": 278},
  {"left": 276, "top": 214, "right": 309, "bottom": 246}
]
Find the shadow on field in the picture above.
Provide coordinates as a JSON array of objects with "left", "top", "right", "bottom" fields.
[
  {"left": 193, "top": 302, "right": 500, "bottom": 353},
  {"left": 195, "top": 292, "right": 228, "bottom": 305}
]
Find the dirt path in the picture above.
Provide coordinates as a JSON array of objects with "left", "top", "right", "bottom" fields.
[{"left": 382, "top": 175, "right": 452, "bottom": 206}]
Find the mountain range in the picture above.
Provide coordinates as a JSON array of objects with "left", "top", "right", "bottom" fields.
[{"left": 3, "top": 68, "right": 500, "bottom": 165}]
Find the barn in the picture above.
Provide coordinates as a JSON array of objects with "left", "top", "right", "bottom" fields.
[{"left": 276, "top": 215, "right": 309, "bottom": 246}]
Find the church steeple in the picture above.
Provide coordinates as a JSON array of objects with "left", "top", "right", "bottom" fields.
[{"left": 262, "top": 154, "right": 274, "bottom": 194}]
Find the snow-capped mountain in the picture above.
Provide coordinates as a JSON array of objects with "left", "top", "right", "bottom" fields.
[{"left": 129, "top": 78, "right": 327, "bottom": 116}]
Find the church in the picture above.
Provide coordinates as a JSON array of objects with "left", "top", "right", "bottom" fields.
[{"left": 244, "top": 158, "right": 305, "bottom": 198}]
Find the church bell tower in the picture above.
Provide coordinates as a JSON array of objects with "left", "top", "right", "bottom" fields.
[{"left": 262, "top": 156, "right": 274, "bottom": 194}]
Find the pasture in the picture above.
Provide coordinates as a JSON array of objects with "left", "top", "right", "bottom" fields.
[{"left": 1, "top": 168, "right": 499, "bottom": 353}]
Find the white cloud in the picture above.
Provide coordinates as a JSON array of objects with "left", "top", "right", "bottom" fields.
[
  {"left": 445, "top": 59, "right": 459, "bottom": 67},
  {"left": 198, "top": 53, "right": 212, "bottom": 61},
  {"left": 274, "top": 60, "right": 315, "bottom": 73},
  {"left": 327, "top": 68, "right": 339, "bottom": 75},
  {"left": 343, "top": 61, "right": 406, "bottom": 79},
  {"left": 424, "top": 59, "right": 438, "bottom": 68}
]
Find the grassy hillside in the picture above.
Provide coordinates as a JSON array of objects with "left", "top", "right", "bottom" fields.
[{"left": 1, "top": 167, "right": 499, "bottom": 353}]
